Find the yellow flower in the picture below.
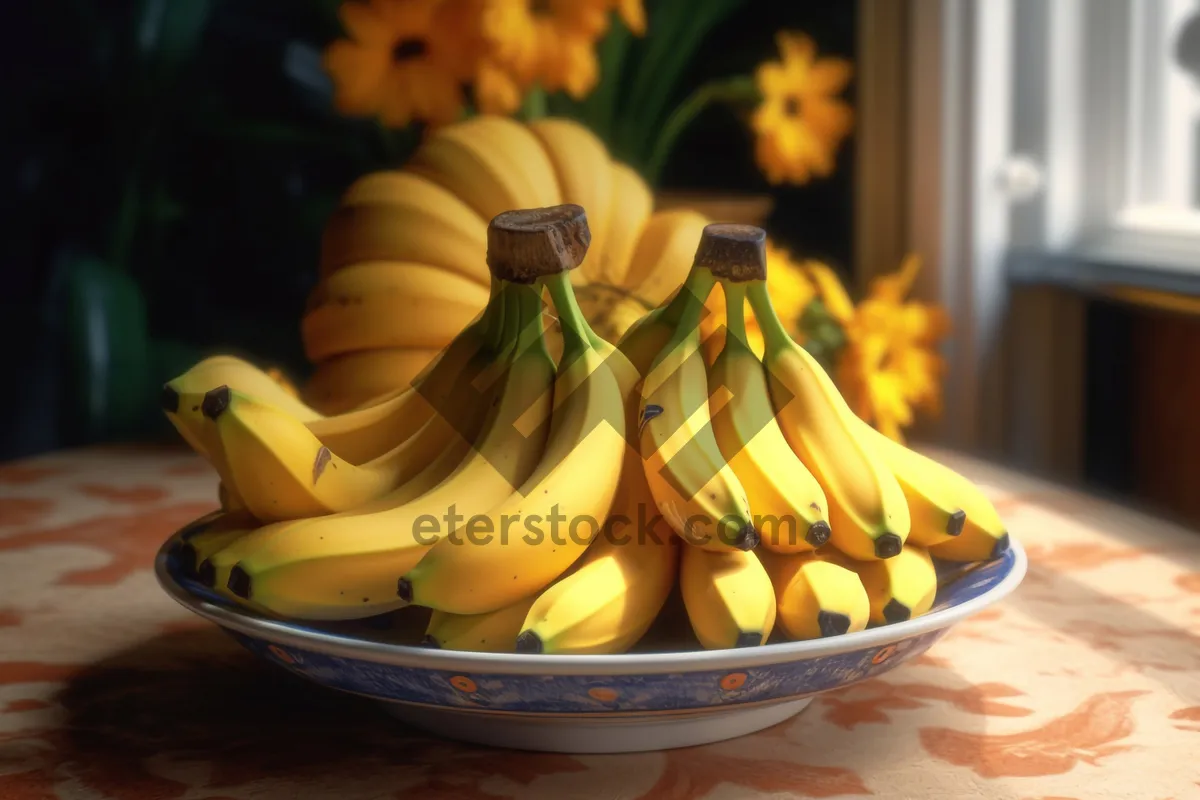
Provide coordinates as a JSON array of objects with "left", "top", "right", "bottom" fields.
[
  {"left": 751, "top": 32, "right": 854, "bottom": 185},
  {"left": 828, "top": 255, "right": 951, "bottom": 442},
  {"left": 480, "top": 0, "right": 643, "bottom": 105},
  {"left": 701, "top": 240, "right": 816, "bottom": 361},
  {"left": 323, "top": 0, "right": 467, "bottom": 127}
]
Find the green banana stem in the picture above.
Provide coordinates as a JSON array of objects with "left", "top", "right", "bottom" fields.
[
  {"left": 746, "top": 280, "right": 793, "bottom": 354},
  {"left": 720, "top": 281, "right": 750, "bottom": 346},
  {"left": 662, "top": 266, "right": 717, "bottom": 328},
  {"left": 512, "top": 282, "right": 552, "bottom": 356},
  {"left": 541, "top": 272, "right": 593, "bottom": 360},
  {"left": 483, "top": 276, "right": 505, "bottom": 346}
]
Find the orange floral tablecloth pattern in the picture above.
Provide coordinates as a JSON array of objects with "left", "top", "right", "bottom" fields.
[{"left": 1, "top": 446, "right": 1199, "bottom": 800}]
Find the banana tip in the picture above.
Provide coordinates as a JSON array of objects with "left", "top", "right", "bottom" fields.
[
  {"left": 946, "top": 510, "right": 966, "bottom": 537},
  {"left": 817, "top": 611, "right": 851, "bottom": 637},
  {"left": 227, "top": 564, "right": 251, "bottom": 599},
  {"left": 420, "top": 635, "right": 441, "bottom": 649},
  {"left": 991, "top": 533, "right": 1011, "bottom": 560},
  {"left": 197, "top": 559, "right": 216, "bottom": 588},
  {"left": 734, "top": 523, "right": 760, "bottom": 551},
  {"left": 201, "top": 386, "right": 231, "bottom": 420},
  {"left": 396, "top": 577, "right": 413, "bottom": 603},
  {"left": 734, "top": 631, "right": 763, "bottom": 648},
  {"left": 882, "top": 599, "right": 911, "bottom": 624},
  {"left": 160, "top": 385, "right": 180, "bottom": 414},
  {"left": 515, "top": 631, "right": 543, "bottom": 654},
  {"left": 805, "top": 521, "right": 831, "bottom": 548},
  {"left": 178, "top": 543, "right": 199, "bottom": 577},
  {"left": 874, "top": 533, "right": 903, "bottom": 559}
]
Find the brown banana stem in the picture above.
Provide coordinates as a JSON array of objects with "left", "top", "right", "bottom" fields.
[
  {"left": 693, "top": 223, "right": 767, "bottom": 283},
  {"left": 486, "top": 204, "right": 592, "bottom": 283}
]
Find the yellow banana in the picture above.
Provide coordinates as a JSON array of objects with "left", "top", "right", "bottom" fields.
[
  {"left": 177, "top": 513, "right": 256, "bottom": 582},
  {"left": 311, "top": 260, "right": 491, "bottom": 308},
  {"left": 203, "top": 283, "right": 555, "bottom": 619},
  {"left": 408, "top": 115, "right": 561, "bottom": 222},
  {"left": 203, "top": 287, "right": 513, "bottom": 523},
  {"left": 398, "top": 270, "right": 627, "bottom": 616},
  {"left": 163, "top": 355, "right": 320, "bottom": 424},
  {"left": 320, "top": 171, "right": 490, "bottom": 285},
  {"left": 516, "top": 475, "right": 680, "bottom": 655},
  {"left": 598, "top": 162, "right": 653, "bottom": 288},
  {"left": 528, "top": 118, "right": 613, "bottom": 284},
  {"left": 852, "top": 423, "right": 1011, "bottom": 559},
  {"left": 423, "top": 595, "right": 540, "bottom": 653},
  {"left": 638, "top": 255, "right": 756, "bottom": 552},
  {"left": 680, "top": 545, "right": 776, "bottom": 649},
  {"left": 826, "top": 545, "right": 938, "bottom": 625},
  {"left": 204, "top": 386, "right": 460, "bottom": 521},
  {"left": 305, "top": 348, "right": 443, "bottom": 414},
  {"left": 709, "top": 278, "right": 831, "bottom": 553},
  {"left": 167, "top": 282, "right": 501, "bottom": 480},
  {"left": 757, "top": 549, "right": 869, "bottom": 640},
  {"left": 627, "top": 210, "right": 711, "bottom": 307},
  {"left": 748, "top": 278, "right": 911, "bottom": 561},
  {"left": 302, "top": 285, "right": 484, "bottom": 360}
]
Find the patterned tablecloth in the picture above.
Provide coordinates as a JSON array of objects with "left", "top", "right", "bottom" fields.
[{"left": 1, "top": 445, "right": 1198, "bottom": 799}]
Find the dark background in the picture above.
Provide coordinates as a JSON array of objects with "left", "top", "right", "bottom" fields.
[{"left": 0, "top": 0, "right": 856, "bottom": 462}]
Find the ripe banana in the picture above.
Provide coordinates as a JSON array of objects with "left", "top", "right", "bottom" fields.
[
  {"left": 639, "top": 284, "right": 756, "bottom": 552},
  {"left": 626, "top": 209, "right": 712, "bottom": 308},
  {"left": 516, "top": 486, "right": 679, "bottom": 655},
  {"left": 203, "top": 283, "right": 555, "bottom": 619},
  {"left": 709, "top": 279, "right": 831, "bottom": 553},
  {"left": 305, "top": 348, "right": 443, "bottom": 415},
  {"left": 302, "top": 282, "right": 485, "bottom": 360},
  {"left": 169, "top": 281, "right": 503, "bottom": 469},
  {"left": 826, "top": 545, "right": 938, "bottom": 625},
  {"left": 853, "top": 423, "right": 1011, "bottom": 560},
  {"left": 398, "top": 274, "right": 628, "bottom": 615},
  {"left": 680, "top": 545, "right": 776, "bottom": 649},
  {"left": 757, "top": 549, "right": 869, "bottom": 640},
  {"left": 529, "top": 118, "right": 613, "bottom": 284},
  {"left": 423, "top": 595, "right": 540, "bottom": 653},
  {"left": 408, "top": 115, "right": 561, "bottom": 222},
  {"left": 320, "top": 171, "right": 490, "bottom": 285},
  {"left": 177, "top": 513, "right": 255, "bottom": 581},
  {"left": 597, "top": 162, "right": 653, "bottom": 288},
  {"left": 748, "top": 279, "right": 911, "bottom": 561},
  {"left": 163, "top": 355, "right": 320, "bottom": 425},
  {"left": 312, "top": 260, "right": 492, "bottom": 308}
]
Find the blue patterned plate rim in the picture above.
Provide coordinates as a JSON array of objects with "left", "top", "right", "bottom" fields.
[{"left": 154, "top": 536, "right": 1026, "bottom": 676}]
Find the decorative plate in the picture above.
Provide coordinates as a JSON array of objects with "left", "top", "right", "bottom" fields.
[{"left": 155, "top": 536, "right": 1026, "bottom": 753}]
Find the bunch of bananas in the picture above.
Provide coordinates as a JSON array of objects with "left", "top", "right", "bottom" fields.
[
  {"left": 306, "top": 115, "right": 707, "bottom": 413},
  {"left": 163, "top": 208, "right": 1009, "bottom": 656}
]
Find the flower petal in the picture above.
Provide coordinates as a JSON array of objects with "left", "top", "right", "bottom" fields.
[
  {"left": 805, "top": 57, "right": 854, "bottom": 97},
  {"left": 776, "top": 31, "right": 816, "bottom": 71},
  {"left": 323, "top": 40, "right": 391, "bottom": 115},
  {"left": 805, "top": 261, "right": 856, "bottom": 324},
  {"left": 616, "top": 0, "right": 647, "bottom": 35}
]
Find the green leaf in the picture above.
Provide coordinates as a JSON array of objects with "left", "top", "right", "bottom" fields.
[
  {"left": 579, "top": 14, "right": 634, "bottom": 142},
  {"left": 622, "top": 0, "right": 747, "bottom": 163},
  {"left": 134, "top": 0, "right": 212, "bottom": 75}
]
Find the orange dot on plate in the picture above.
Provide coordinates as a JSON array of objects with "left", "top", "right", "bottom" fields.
[
  {"left": 588, "top": 686, "right": 618, "bottom": 702},
  {"left": 268, "top": 645, "right": 296, "bottom": 665},
  {"left": 450, "top": 675, "right": 477, "bottom": 693},
  {"left": 872, "top": 645, "right": 898, "bottom": 665},
  {"left": 720, "top": 672, "right": 747, "bottom": 691}
]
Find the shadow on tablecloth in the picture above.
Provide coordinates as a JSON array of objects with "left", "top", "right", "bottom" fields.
[{"left": 30, "top": 625, "right": 1020, "bottom": 798}]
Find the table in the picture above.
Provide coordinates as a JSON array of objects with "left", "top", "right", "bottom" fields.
[{"left": 1, "top": 445, "right": 1198, "bottom": 799}]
